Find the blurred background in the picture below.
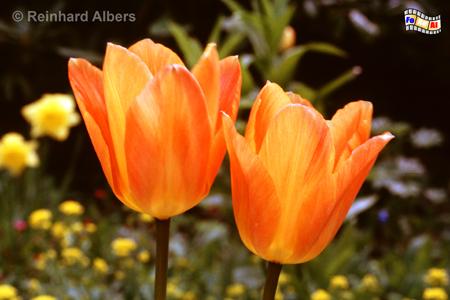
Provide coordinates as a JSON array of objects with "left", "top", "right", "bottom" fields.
[{"left": 0, "top": 0, "right": 449, "bottom": 299}]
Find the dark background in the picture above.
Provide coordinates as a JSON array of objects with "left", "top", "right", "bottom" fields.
[{"left": 1, "top": 0, "right": 449, "bottom": 192}]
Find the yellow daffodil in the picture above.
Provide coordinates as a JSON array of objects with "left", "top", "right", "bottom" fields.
[
  {"left": 311, "top": 289, "right": 331, "bottom": 300},
  {"left": 330, "top": 275, "right": 350, "bottom": 290},
  {"left": 423, "top": 287, "right": 448, "bottom": 300},
  {"left": 425, "top": 268, "right": 449, "bottom": 287},
  {"left": 0, "top": 284, "right": 18, "bottom": 300},
  {"left": 29, "top": 209, "right": 52, "bottom": 230},
  {"left": 58, "top": 200, "right": 84, "bottom": 216},
  {"left": 0, "top": 132, "right": 38, "bottom": 176},
  {"left": 93, "top": 258, "right": 109, "bottom": 274},
  {"left": 22, "top": 93, "right": 80, "bottom": 141},
  {"left": 111, "top": 237, "right": 137, "bottom": 257}
]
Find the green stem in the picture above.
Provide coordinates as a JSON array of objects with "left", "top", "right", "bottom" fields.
[
  {"left": 262, "top": 262, "right": 282, "bottom": 300},
  {"left": 155, "top": 218, "right": 171, "bottom": 300}
]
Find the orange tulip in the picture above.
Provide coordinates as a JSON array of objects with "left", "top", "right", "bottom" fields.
[
  {"left": 68, "top": 39, "right": 241, "bottom": 219},
  {"left": 222, "top": 82, "right": 393, "bottom": 264}
]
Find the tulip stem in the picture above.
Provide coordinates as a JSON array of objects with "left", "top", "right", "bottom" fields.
[
  {"left": 262, "top": 262, "right": 282, "bottom": 300},
  {"left": 155, "top": 218, "right": 171, "bottom": 300}
]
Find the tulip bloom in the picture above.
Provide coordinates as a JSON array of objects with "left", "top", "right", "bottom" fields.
[
  {"left": 68, "top": 39, "right": 241, "bottom": 219},
  {"left": 222, "top": 82, "right": 393, "bottom": 264}
]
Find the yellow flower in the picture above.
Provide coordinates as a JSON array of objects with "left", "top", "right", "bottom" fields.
[
  {"left": 423, "top": 287, "right": 448, "bottom": 300},
  {"left": 226, "top": 283, "right": 245, "bottom": 297},
  {"left": 111, "top": 238, "right": 137, "bottom": 257},
  {"left": 330, "top": 275, "right": 349, "bottom": 290},
  {"left": 22, "top": 93, "right": 80, "bottom": 141},
  {"left": 0, "top": 284, "right": 18, "bottom": 299},
  {"left": 27, "top": 279, "right": 41, "bottom": 292},
  {"left": 61, "top": 247, "right": 87, "bottom": 266},
  {"left": 93, "top": 258, "right": 109, "bottom": 274},
  {"left": 278, "top": 272, "right": 290, "bottom": 286},
  {"left": 167, "top": 282, "right": 182, "bottom": 298},
  {"left": 85, "top": 223, "right": 97, "bottom": 233},
  {"left": 29, "top": 209, "right": 52, "bottom": 230},
  {"left": 51, "top": 222, "right": 67, "bottom": 239},
  {"left": 425, "top": 268, "right": 449, "bottom": 287},
  {"left": 31, "top": 296, "right": 56, "bottom": 300},
  {"left": 311, "top": 289, "right": 331, "bottom": 300},
  {"left": 138, "top": 250, "right": 151, "bottom": 263},
  {"left": 58, "top": 200, "right": 84, "bottom": 216},
  {"left": 0, "top": 132, "right": 38, "bottom": 176},
  {"left": 361, "top": 274, "right": 380, "bottom": 292},
  {"left": 70, "top": 222, "right": 84, "bottom": 234},
  {"left": 279, "top": 25, "right": 296, "bottom": 51},
  {"left": 139, "top": 213, "right": 154, "bottom": 223},
  {"left": 275, "top": 289, "right": 284, "bottom": 300}
]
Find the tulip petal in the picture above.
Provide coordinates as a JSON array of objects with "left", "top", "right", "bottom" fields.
[
  {"left": 125, "top": 65, "right": 212, "bottom": 219},
  {"left": 258, "top": 104, "right": 335, "bottom": 261},
  {"left": 68, "top": 58, "right": 123, "bottom": 198},
  {"left": 329, "top": 101, "right": 373, "bottom": 170},
  {"left": 205, "top": 56, "right": 242, "bottom": 185},
  {"left": 222, "top": 113, "right": 281, "bottom": 259},
  {"left": 245, "top": 82, "right": 292, "bottom": 152},
  {"left": 128, "top": 38, "right": 184, "bottom": 75},
  {"left": 103, "top": 43, "right": 153, "bottom": 187},
  {"left": 192, "top": 44, "right": 220, "bottom": 127},
  {"left": 303, "top": 132, "right": 394, "bottom": 261},
  {"left": 286, "top": 92, "right": 313, "bottom": 107}
]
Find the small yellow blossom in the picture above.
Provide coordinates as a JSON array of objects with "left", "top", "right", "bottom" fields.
[
  {"left": 423, "top": 287, "right": 448, "bottom": 300},
  {"left": 279, "top": 272, "right": 290, "bottom": 286},
  {"left": 22, "top": 94, "right": 80, "bottom": 141},
  {"left": 425, "top": 268, "right": 449, "bottom": 287},
  {"left": 138, "top": 250, "right": 151, "bottom": 263},
  {"left": 93, "top": 258, "right": 109, "bottom": 274},
  {"left": 0, "top": 132, "right": 38, "bottom": 176},
  {"left": 167, "top": 282, "right": 182, "bottom": 298},
  {"left": 29, "top": 209, "right": 52, "bottom": 230},
  {"left": 311, "top": 289, "right": 331, "bottom": 300},
  {"left": 85, "top": 223, "right": 97, "bottom": 233},
  {"left": 330, "top": 275, "right": 349, "bottom": 290},
  {"left": 70, "top": 222, "right": 84, "bottom": 234},
  {"left": 45, "top": 249, "right": 57, "bottom": 260},
  {"left": 361, "top": 274, "right": 380, "bottom": 292},
  {"left": 51, "top": 222, "right": 67, "bottom": 239},
  {"left": 62, "top": 247, "right": 88, "bottom": 266},
  {"left": 0, "top": 284, "right": 18, "bottom": 299},
  {"left": 59, "top": 200, "right": 84, "bottom": 216},
  {"left": 226, "top": 283, "right": 245, "bottom": 297},
  {"left": 279, "top": 25, "right": 296, "bottom": 51},
  {"left": 111, "top": 238, "right": 137, "bottom": 257},
  {"left": 31, "top": 296, "right": 56, "bottom": 300},
  {"left": 27, "top": 279, "right": 41, "bottom": 292},
  {"left": 139, "top": 213, "right": 154, "bottom": 223},
  {"left": 275, "top": 289, "right": 284, "bottom": 300}
]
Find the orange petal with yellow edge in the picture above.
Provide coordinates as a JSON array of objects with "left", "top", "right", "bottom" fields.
[
  {"left": 128, "top": 38, "right": 184, "bottom": 75},
  {"left": 222, "top": 113, "right": 281, "bottom": 258},
  {"left": 257, "top": 104, "right": 335, "bottom": 262},
  {"left": 103, "top": 43, "right": 153, "bottom": 185},
  {"left": 205, "top": 56, "right": 242, "bottom": 185},
  {"left": 125, "top": 65, "right": 212, "bottom": 219},
  {"left": 245, "top": 82, "right": 292, "bottom": 152},
  {"left": 286, "top": 91, "right": 313, "bottom": 107},
  {"left": 192, "top": 44, "right": 220, "bottom": 127},
  {"left": 329, "top": 101, "right": 373, "bottom": 170},
  {"left": 303, "top": 132, "right": 394, "bottom": 261}
]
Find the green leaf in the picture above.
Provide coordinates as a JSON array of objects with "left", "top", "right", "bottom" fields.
[
  {"left": 208, "top": 16, "right": 225, "bottom": 43},
  {"left": 168, "top": 22, "right": 203, "bottom": 67},
  {"left": 317, "top": 66, "right": 362, "bottom": 100},
  {"left": 219, "top": 33, "right": 246, "bottom": 57}
]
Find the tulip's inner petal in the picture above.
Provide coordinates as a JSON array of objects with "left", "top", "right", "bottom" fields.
[
  {"left": 302, "top": 132, "right": 394, "bottom": 261},
  {"left": 222, "top": 114, "right": 281, "bottom": 259},
  {"left": 245, "top": 82, "right": 292, "bottom": 153},
  {"left": 258, "top": 104, "right": 335, "bottom": 260},
  {"left": 286, "top": 92, "right": 313, "bottom": 107},
  {"left": 192, "top": 44, "right": 220, "bottom": 128},
  {"left": 329, "top": 101, "right": 373, "bottom": 171},
  {"left": 125, "top": 65, "right": 212, "bottom": 219},
  {"left": 205, "top": 56, "right": 242, "bottom": 186},
  {"left": 68, "top": 59, "right": 123, "bottom": 198},
  {"left": 103, "top": 43, "right": 153, "bottom": 190},
  {"left": 128, "top": 39, "right": 184, "bottom": 76}
]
